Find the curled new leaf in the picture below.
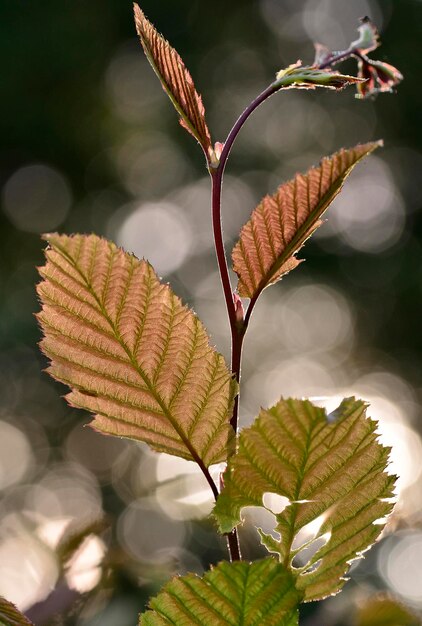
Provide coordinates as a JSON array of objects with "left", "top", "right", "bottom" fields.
[
  {"left": 0, "top": 597, "right": 33, "bottom": 626},
  {"left": 214, "top": 397, "right": 395, "bottom": 601},
  {"left": 134, "top": 4, "right": 213, "bottom": 160},
  {"left": 232, "top": 141, "right": 381, "bottom": 298},
  {"left": 356, "top": 57, "right": 403, "bottom": 99},
  {"left": 37, "top": 234, "right": 236, "bottom": 467},
  {"left": 139, "top": 559, "right": 301, "bottom": 625},
  {"left": 312, "top": 18, "right": 403, "bottom": 99},
  {"left": 274, "top": 61, "right": 364, "bottom": 91},
  {"left": 350, "top": 16, "right": 380, "bottom": 54}
]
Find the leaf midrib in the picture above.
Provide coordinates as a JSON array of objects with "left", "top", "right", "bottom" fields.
[{"left": 48, "top": 240, "right": 218, "bottom": 468}]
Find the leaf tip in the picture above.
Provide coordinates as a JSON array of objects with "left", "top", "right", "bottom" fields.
[{"left": 132, "top": 2, "right": 212, "bottom": 159}]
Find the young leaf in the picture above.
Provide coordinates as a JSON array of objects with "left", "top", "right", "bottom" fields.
[
  {"left": 134, "top": 4, "right": 213, "bottom": 160},
  {"left": 356, "top": 58, "right": 403, "bottom": 99},
  {"left": 0, "top": 597, "right": 33, "bottom": 626},
  {"left": 274, "top": 61, "right": 364, "bottom": 90},
  {"left": 232, "top": 142, "right": 381, "bottom": 298},
  {"left": 350, "top": 16, "right": 380, "bottom": 54},
  {"left": 214, "top": 398, "right": 395, "bottom": 601},
  {"left": 37, "top": 234, "right": 237, "bottom": 467},
  {"left": 356, "top": 594, "right": 420, "bottom": 626},
  {"left": 139, "top": 559, "right": 301, "bottom": 625}
]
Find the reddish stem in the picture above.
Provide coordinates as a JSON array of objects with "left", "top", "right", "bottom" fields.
[{"left": 208, "top": 84, "right": 279, "bottom": 563}]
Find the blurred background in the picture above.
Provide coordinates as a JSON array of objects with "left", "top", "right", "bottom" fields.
[{"left": 1, "top": 0, "right": 422, "bottom": 624}]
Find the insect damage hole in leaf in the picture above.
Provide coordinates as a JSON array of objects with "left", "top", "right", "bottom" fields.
[
  {"left": 262, "top": 492, "right": 291, "bottom": 515},
  {"left": 214, "top": 397, "right": 396, "bottom": 601}
]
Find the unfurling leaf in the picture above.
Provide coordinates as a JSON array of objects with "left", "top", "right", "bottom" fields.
[
  {"left": 350, "top": 16, "right": 380, "bottom": 54},
  {"left": 232, "top": 141, "right": 381, "bottom": 298},
  {"left": 214, "top": 398, "right": 395, "bottom": 601},
  {"left": 274, "top": 61, "right": 364, "bottom": 91},
  {"left": 356, "top": 594, "right": 420, "bottom": 626},
  {"left": 134, "top": 4, "right": 213, "bottom": 160},
  {"left": 351, "top": 17, "right": 403, "bottom": 98},
  {"left": 139, "top": 559, "right": 301, "bottom": 625},
  {"left": 0, "top": 597, "right": 33, "bottom": 626},
  {"left": 37, "top": 234, "right": 236, "bottom": 466},
  {"left": 356, "top": 58, "right": 403, "bottom": 99},
  {"left": 312, "top": 17, "right": 403, "bottom": 99}
]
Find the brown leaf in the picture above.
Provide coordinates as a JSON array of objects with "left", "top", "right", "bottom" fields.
[
  {"left": 232, "top": 142, "right": 382, "bottom": 298},
  {"left": 37, "top": 234, "right": 236, "bottom": 467},
  {"left": 134, "top": 4, "right": 213, "bottom": 159}
]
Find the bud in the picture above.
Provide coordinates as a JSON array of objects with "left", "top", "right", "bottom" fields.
[
  {"left": 233, "top": 293, "right": 244, "bottom": 325},
  {"left": 208, "top": 141, "right": 225, "bottom": 169}
]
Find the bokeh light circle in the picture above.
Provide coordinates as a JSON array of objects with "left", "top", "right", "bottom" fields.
[
  {"left": 0, "top": 422, "right": 33, "bottom": 490},
  {"left": 378, "top": 532, "right": 422, "bottom": 605},
  {"left": 274, "top": 283, "right": 354, "bottom": 354},
  {"left": 0, "top": 520, "right": 59, "bottom": 610},
  {"left": 118, "top": 500, "right": 187, "bottom": 563},
  {"left": 109, "top": 201, "right": 192, "bottom": 276},
  {"left": 318, "top": 157, "right": 406, "bottom": 253},
  {"left": 2, "top": 164, "right": 72, "bottom": 233}
]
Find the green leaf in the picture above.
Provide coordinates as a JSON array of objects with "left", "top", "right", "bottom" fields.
[
  {"left": 274, "top": 61, "right": 364, "bottom": 90},
  {"left": 139, "top": 559, "right": 301, "bottom": 625},
  {"left": 214, "top": 398, "right": 395, "bottom": 601},
  {"left": 37, "top": 234, "right": 237, "bottom": 467},
  {"left": 356, "top": 594, "right": 420, "bottom": 626},
  {"left": 0, "top": 598, "right": 33, "bottom": 626},
  {"left": 133, "top": 5, "right": 213, "bottom": 160},
  {"left": 350, "top": 17, "right": 380, "bottom": 54},
  {"left": 232, "top": 142, "right": 381, "bottom": 298}
]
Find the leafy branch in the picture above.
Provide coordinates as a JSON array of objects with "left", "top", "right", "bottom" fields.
[{"left": 28, "top": 6, "right": 406, "bottom": 626}]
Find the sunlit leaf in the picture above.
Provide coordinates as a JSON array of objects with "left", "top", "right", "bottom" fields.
[
  {"left": 37, "top": 234, "right": 236, "bottom": 466},
  {"left": 232, "top": 142, "right": 381, "bottom": 298},
  {"left": 0, "top": 598, "right": 33, "bottom": 626},
  {"left": 274, "top": 61, "right": 364, "bottom": 90},
  {"left": 356, "top": 594, "right": 420, "bottom": 626},
  {"left": 134, "top": 4, "right": 213, "bottom": 160},
  {"left": 214, "top": 398, "right": 395, "bottom": 601},
  {"left": 139, "top": 559, "right": 301, "bottom": 625}
]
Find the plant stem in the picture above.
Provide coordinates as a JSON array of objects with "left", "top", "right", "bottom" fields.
[
  {"left": 210, "top": 82, "right": 278, "bottom": 425},
  {"left": 210, "top": 168, "right": 237, "bottom": 332},
  {"left": 318, "top": 46, "right": 366, "bottom": 71},
  {"left": 198, "top": 461, "right": 219, "bottom": 501},
  {"left": 208, "top": 83, "right": 280, "bottom": 563},
  {"left": 318, "top": 48, "right": 354, "bottom": 69},
  {"left": 226, "top": 530, "right": 241, "bottom": 562}
]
